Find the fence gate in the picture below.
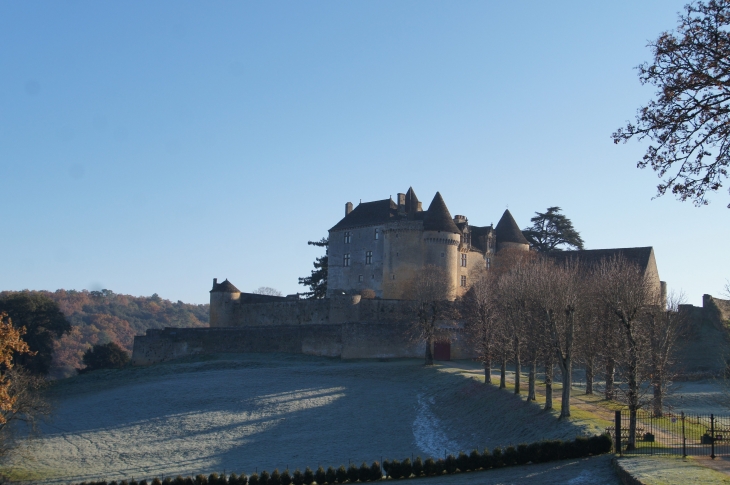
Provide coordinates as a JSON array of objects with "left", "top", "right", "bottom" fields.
[
  {"left": 434, "top": 341, "right": 450, "bottom": 361},
  {"left": 607, "top": 410, "right": 730, "bottom": 457}
]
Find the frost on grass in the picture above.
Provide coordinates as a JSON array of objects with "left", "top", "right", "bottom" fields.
[{"left": 413, "top": 393, "right": 460, "bottom": 458}]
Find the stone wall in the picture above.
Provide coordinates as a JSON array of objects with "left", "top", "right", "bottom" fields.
[
  {"left": 131, "top": 322, "right": 475, "bottom": 365},
  {"left": 674, "top": 294, "right": 730, "bottom": 374}
]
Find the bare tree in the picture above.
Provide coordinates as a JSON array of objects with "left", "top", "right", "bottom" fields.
[
  {"left": 405, "top": 265, "right": 456, "bottom": 365},
  {"left": 596, "top": 256, "right": 656, "bottom": 450},
  {"left": 645, "top": 291, "right": 688, "bottom": 417},
  {"left": 253, "top": 287, "right": 283, "bottom": 297},
  {"left": 532, "top": 258, "right": 585, "bottom": 418},
  {"left": 463, "top": 274, "right": 502, "bottom": 384},
  {"left": 496, "top": 263, "right": 533, "bottom": 395}
]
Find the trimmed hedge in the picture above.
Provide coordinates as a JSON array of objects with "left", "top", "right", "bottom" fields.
[{"left": 74, "top": 434, "right": 612, "bottom": 485}]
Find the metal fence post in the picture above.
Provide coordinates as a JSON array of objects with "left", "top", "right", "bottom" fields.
[
  {"left": 682, "top": 412, "right": 686, "bottom": 458},
  {"left": 615, "top": 410, "right": 622, "bottom": 456},
  {"left": 710, "top": 414, "right": 715, "bottom": 460}
]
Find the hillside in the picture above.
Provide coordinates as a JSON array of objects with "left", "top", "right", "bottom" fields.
[
  {"left": 0, "top": 290, "right": 209, "bottom": 379},
  {"left": 3, "top": 355, "right": 613, "bottom": 484}
]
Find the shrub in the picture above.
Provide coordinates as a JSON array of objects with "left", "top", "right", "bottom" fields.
[
  {"left": 270, "top": 469, "right": 281, "bottom": 485},
  {"left": 163, "top": 478, "right": 173, "bottom": 485},
  {"left": 423, "top": 458, "right": 436, "bottom": 476},
  {"left": 195, "top": 475, "right": 207, "bottom": 485},
  {"left": 207, "top": 474, "right": 219, "bottom": 485},
  {"left": 346, "top": 464, "right": 359, "bottom": 483},
  {"left": 369, "top": 461, "right": 382, "bottom": 481},
  {"left": 281, "top": 470, "right": 292, "bottom": 485},
  {"left": 259, "top": 471, "right": 270, "bottom": 485},
  {"left": 173, "top": 477, "right": 185, "bottom": 485},
  {"left": 468, "top": 450, "right": 481, "bottom": 471},
  {"left": 503, "top": 446, "right": 518, "bottom": 466},
  {"left": 304, "top": 467, "right": 315, "bottom": 485},
  {"left": 325, "top": 466, "right": 336, "bottom": 484},
  {"left": 588, "top": 434, "right": 612, "bottom": 455},
  {"left": 382, "top": 460, "right": 390, "bottom": 477},
  {"left": 153, "top": 479, "right": 163, "bottom": 485},
  {"left": 184, "top": 479, "right": 194, "bottom": 485},
  {"left": 456, "top": 452, "right": 469, "bottom": 472},
  {"left": 435, "top": 458, "right": 446, "bottom": 475},
  {"left": 412, "top": 457, "right": 423, "bottom": 477},
  {"left": 387, "top": 459, "right": 400, "bottom": 479},
  {"left": 248, "top": 473, "right": 259, "bottom": 485},
  {"left": 291, "top": 470, "right": 303, "bottom": 485},
  {"left": 515, "top": 444, "right": 529, "bottom": 465},
  {"left": 314, "top": 467, "right": 326, "bottom": 485},
  {"left": 130, "top": 480, "right": 139, "bottom": 485},
  {"left": 335, "top": 466, "right": 347, "bottom": 484},
  {"left": 228, "top": 475, "right": 239, "bottom": 485},
  {"left": 358, "top": 462, "right": 370, "bottom": 482},
  {"left": 526, "top": 442, "right": 541, "bottom": 464},
  {"left": 401, "top": 458, "right": 413, "bottom": 478},
  {"left": 541, "top": 440, "right": 563, "bottom": 462},
  {"left": 444, "top": 455, "right": 457, "bottom": 474},
  {"left": 492, "top": 447, "right": 504, "bottom": 468},
  {"left": 480, "top": 448, "right": 491, "bottom": 470},
  {"left": 140, "top": 481, "right": 149, "bottom": 485}
]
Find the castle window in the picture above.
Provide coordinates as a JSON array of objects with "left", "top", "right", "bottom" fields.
[
  {"left": 374, "top": 229, "right": 379, "bottom": 240},
  {"left": 358, "top": 275, "right": 363, "bottom": 282},
  {"left": 461, "top": 254, "right": 467, "bottom": 267},
  {"left": 344, "top": 253, "right": 350, "bottom": 266},
  {"left": 461, "top": 275, "right": 467, "bottom": 287},
  {"left": 344, "top": 232, "right": 351, "bottom": 244},
  {"left": 441, "top": 252, "right": 445, "bottom": 258},
  {"left": 391, "top": 274, "right": 396, "bottom": 280},
  {"left": 365, "top": 251, "right": 372, "bottom": 264},
  {"left": 487, "top": 258, "right": 491, "bottom": 270}
]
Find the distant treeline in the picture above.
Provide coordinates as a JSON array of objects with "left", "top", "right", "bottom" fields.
[{"left": 0, "top": 289, "right": 208, "bottom": 379}]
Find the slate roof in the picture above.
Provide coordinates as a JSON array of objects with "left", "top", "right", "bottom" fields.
[
  {"left": 495, "top": 210, "right": 530, "bottom": 245},
  {"left": 330, "top": 198, "right": 398, "bottom": 231},
  {"left": 423, "top": 192, "right": 461, "bottom": 234},
  {"left": 210, "top": 279, "right": 240, "bottom": 293},
  {"left": 547, "top": 247, "right": 654, "bottom": 272},
  {"left": 405, "top": 186, "right": 420, "bottom": 213}
]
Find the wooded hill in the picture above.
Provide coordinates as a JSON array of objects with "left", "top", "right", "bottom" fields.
[{"left": 0, "top": 289, "right": 208, "bottom": 379}]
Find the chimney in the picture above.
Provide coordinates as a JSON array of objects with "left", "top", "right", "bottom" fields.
[
  {"left": 417, "top": 201, "right": 422, "bottom": 211},
  {"left": 213, "top": 278, "right": 218, "bottom": 288},
  {"left": 397, "top": 193, "right": 406, "bottom": 215},
  {"left": 345, "top": 202, "right": 353, "bottom": 215}
]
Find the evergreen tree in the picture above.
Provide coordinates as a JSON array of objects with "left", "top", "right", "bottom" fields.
[
  {"left": 298, "top": 238, "right": 328, "bottom": 299},
  {"left": 522, "top": 207, "right": 584, "bottom": 252}
]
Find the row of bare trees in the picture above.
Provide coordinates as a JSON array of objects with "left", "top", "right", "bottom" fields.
[{"left": 408, "top": 251, "right": 687, "bottom": 450}]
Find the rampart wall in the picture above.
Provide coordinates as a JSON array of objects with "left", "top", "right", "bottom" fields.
[{"left": 131, "top": 323, "right": 475, "bottom": 365}]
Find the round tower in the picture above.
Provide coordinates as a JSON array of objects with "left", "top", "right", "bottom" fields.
[
  {"left": 422, "top": 192, "right": 461, "bottom": 300},
  {"left": 209, "top": 278, "right": 241, "bottom": 327},
  {"left": 495, "top": 209, "right": 530, "bottom": 252}
]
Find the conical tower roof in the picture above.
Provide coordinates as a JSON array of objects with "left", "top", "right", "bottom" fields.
[
  {"left": 405, "top": 186, "right": 420, "bottom": 213},
  {"left": 423, "top": 192, "right": 460, "bottom": 233},
  {"left": 495, "top": 209, "right": 530, "bottom": 245},
  {"left": 211, "top": 279, "right": 241, "bottom": 293}
]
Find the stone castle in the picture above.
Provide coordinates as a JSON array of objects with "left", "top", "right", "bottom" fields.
[{"left": 132, "top": 187, "right": 682, "bottom": 367}]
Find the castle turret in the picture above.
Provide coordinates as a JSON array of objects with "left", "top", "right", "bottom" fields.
[
  {"left": 422, "top": 192, "right": 461, "bottom": 299},
  {"left": 495, "top": 209, "right": 530, "bottom": 252},
  {"left": 210, "top": 278, "right": 241, "bottom": 327}
]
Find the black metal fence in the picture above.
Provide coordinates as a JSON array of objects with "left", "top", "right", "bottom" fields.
[{"left": 607, "top": 410, "right": 730, "bottom": 457}]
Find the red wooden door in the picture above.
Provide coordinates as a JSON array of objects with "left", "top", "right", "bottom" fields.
[{"left": 434, "top": 341, "right": 451, "bottom": 361}]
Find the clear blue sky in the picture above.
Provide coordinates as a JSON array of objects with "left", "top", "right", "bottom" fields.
[{"left": 1, "top": 1, "right": 727, "bottom": 305}]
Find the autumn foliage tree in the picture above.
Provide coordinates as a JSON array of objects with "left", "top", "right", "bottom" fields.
[{"left": 0, "top": 313, "right": 33, "bottom": 424}]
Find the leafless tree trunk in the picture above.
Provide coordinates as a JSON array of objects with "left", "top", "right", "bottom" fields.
[
  {"left": 596, "top": 256, "right": 656, "bottom": 450},
  {"left": 528, "top": 358, "right": 537, "bottom": 401},
  {"left": 513, "top": 337, "right": 521, "bottom": 395},
  {"left": 500, "top": 352, "right": 507, "bottom": 389},
  {"left": 646, "top": 292, "right": 687, "bottom": 417},
  {"left": 585, "top": 357, "right": 594, "bottom": 395},
  {"left": 605, "top": 357, "right": 615, "bottom": 400},
  {"left": 0, "top": 367, "right": 51, "bottom": 456},
  {"left": 544, "top": 356, "right": 554, "bottom": 410}
]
